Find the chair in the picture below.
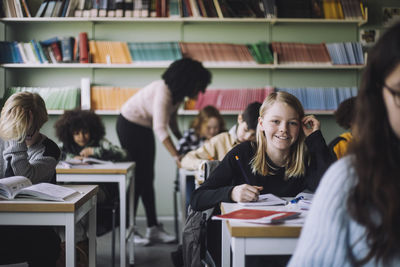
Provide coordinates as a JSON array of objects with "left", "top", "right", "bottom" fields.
[{"left": 182, "top": 160, "right": 220, "bottom": 267}]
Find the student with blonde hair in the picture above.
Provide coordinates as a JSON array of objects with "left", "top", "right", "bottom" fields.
[
  {"left": 191, "top": 91, "right": 334, "bottom": 266},
  {"left": 0, "top": 92, "right": 61, "bottom": 267}
]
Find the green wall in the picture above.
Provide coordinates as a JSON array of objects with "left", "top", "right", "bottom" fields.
[{"left": 4, "top": 0, "right": 400, "bottom": 217}]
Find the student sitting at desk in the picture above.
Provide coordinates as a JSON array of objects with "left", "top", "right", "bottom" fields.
[
  {"left": 54, "top": 108, "right": 127, "bottom": 235},
  {"left": 0, "top": 92, "right": 61, "bottom": 267},
  {"left": 191, "top": 91, "right": 334, "bottom": 266},
  {"left": 177, "top": 105, "right": 225, "bottom": 210},
  {"left": 288, "top": 21, "right": 400, "bottom": 267},
  {"left": 180, "top": 101, "right": 262, "bottom": 171},
  {"left": 328, "top": 96, "right": 356, "bottom": 159}
]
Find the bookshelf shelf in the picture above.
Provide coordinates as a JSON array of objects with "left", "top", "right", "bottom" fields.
[
  {"left": 1, "top": 63, "right": 365, "bottom": 70},
  {"left": 0, "top": 17, "right": 367, "bottom": 24}
]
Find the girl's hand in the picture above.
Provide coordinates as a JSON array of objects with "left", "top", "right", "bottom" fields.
[
  {"left": 173, "top": 155, "right": 182, "bottom": 168},
  {"left": 302, "top": 115, "right": 320, "bottom": 137},
  {"left": 74, "top": 156, "right": 84, "bottom": 160},
  {"left": 231, "top": 185, "right": 263, "bottom": 203},
  {"left": 79, "top": 147, "right": 94, "bottom": 158}
]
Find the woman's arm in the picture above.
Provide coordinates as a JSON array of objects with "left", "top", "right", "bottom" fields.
[{"left": 169, "top": 110, "right": 182, "bottom": 140}]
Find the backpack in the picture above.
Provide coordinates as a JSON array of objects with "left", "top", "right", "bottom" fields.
[{"left": 182, "top": 160, "right": 220, "bottom": 267}]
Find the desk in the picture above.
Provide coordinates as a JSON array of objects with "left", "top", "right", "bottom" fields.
[
  {"left": 221, "top": 202, "right": 303, "bottom": 267},
  {"left": 56, "top": 162, "right": 135, "bottom": 267},
  {"left": 0, "top": 184, "right": 98, "bottom": 267}
]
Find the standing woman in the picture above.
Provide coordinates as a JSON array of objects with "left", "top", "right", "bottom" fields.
[
  {"left": 288, "top": 22, "right": 400, "bottom": 266},
  {"left": 117, "top": 58, "right": 212, "bottom": 245}
]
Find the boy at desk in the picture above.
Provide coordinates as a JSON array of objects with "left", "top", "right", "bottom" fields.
[
  {"left": 0, "top": 92, "right": 61, "bottom": 267},
  {"left": 180, "top": 101, "right": 262, "bottom": 171},
  {"left": 191, "top": 91, "right": 334, "bottom": 266}
]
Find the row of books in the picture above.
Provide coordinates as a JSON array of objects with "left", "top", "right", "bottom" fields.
[
  {"left": 0, "top": 33, "right": 89, "bottom": 64},
  {"left": 272, "top": 42, "right": 364, "bottom": 65},
  {"left": 186, "top": 86, "right": 358, "bottom": 111},
  {"left": 274, "top": 0, "right": 364, "bottom": 19},
  {"left": 0, "top": 38, "right": 364, "bottom": 66},
  {"left": 3, "top": 86, "right": 80, "bottom": 110},
  {"left": 1, "top": 0, "right": 365, "bottom": 19},
  {"left": 2, "top": 85, "right": 139, "bottom": 111}
]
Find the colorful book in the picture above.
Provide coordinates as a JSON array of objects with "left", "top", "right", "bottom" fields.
[{"left": 212, "top": 208, "right": 300, "bottom": 224}]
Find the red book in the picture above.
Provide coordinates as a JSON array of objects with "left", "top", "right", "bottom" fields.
[
  {"left": 79, "top": 32, "right": 89, "bottom": 63},
  {"left": 213, "top": 209, "right": 300, "bottom": 224},
  {"left": 50, "top": 42, "right": 62, "bottom": 62}
]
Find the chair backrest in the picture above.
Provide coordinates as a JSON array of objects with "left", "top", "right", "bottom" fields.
[
  {"left": 182, "top": 160, "right": 220, "bottom": 267},
  {"left": 203, "top": 160, "right": 220, "bottom": 180}
]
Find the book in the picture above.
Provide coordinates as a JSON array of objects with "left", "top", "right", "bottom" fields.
[
  {"left": 59, "top": 157, "right": 113, "bottom": 167},
  {"left": 212, "top": 208, "right": 300, "bottom": 224},
  {"left": 0, "top": 176, "right": 78, "bottom": 201},
  {"left": 238, "top": 193, "right": 287, "bottom": 206}
]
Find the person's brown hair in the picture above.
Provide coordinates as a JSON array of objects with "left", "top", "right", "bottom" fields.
[{"left": 347, "top": 22, "right": 400, "bottom": 265}]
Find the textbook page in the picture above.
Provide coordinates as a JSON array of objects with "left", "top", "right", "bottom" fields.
[
  {"left": 0, "top": 176, "right": 78, "bottom": 201},
  {"left": 18, "top": 183, "right": 78, "bottom": 201},
  {"left": 238, "top": 193, "right": 287, "bottom": 206},
  {"left": 0, "top": 176, "right": 32, "bottom": 199},
  {"left": 60, "top": 157, "right": 113, "bottom": 167}
]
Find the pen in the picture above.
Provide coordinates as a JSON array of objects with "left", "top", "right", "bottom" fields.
[
  {"left": 290, "top": 195, "right": 304, "bottom": 204},
  {"left": 235, "top": 155, "right": 251, "bottom": 185}
]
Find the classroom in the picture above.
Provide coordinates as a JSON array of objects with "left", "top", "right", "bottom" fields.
[{"left": 0, "top": 0, "right": 399, "bottom": 266}]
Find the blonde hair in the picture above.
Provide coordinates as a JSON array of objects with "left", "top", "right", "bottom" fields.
[
  {"left": 0, "top": 92, "right": 48, "bottom": 142},
  {"left": 251, "top": 91, "right": 306, "bottom": 178}
]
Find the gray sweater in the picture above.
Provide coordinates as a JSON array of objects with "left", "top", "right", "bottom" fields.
[
  {"left": 288, "top": 156, "right": 400, "bottom": 266},
  {"left": 0, "top": 135, "right": 61, "bottom": 184}
]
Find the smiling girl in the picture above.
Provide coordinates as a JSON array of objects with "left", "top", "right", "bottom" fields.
[{"left": 191, "top": 91, "right": 334, "bottom": 211}]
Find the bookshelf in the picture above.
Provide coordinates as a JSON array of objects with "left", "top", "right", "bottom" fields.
[
  {"left": 0, "top": 17, "right": 365, "bottom": 117},
  {"left": 0, "top": 5, "right": 371, "bottom": 218}
]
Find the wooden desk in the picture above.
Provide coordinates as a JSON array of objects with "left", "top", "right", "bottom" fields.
[
  {"left": 221, "top": 202, "right": 303, "bottom": 267},
  {"left": 56, "top": 162, "right": 135, "bottom": 267},
  {"left": 0, "top": 184, "right": 98, "bottom": 267}
]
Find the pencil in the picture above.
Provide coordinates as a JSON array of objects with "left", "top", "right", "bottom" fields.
[{"left": 235, "top": 155, "right": 251, "bottom": 185}]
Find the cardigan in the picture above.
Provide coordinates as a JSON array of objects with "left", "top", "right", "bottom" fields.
[
  {"left": 190, "top": 130, "right": 334, "bottom": 211},
  {"left": 120, "top": 80, "right": 180, "bottom": 142},
  {"left": 288, "top": 156, "right": 400, "bottom": 267}
]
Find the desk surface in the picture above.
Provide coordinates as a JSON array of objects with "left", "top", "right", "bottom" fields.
[
  {"left": 0, "top": 185, "right": 98, "bottom": 212},
  {"left": 56, "top": 162, "right": 135, "bottom": 174},
  {"left": 221, "top": 202, "right": 302, "bottom": 238}
]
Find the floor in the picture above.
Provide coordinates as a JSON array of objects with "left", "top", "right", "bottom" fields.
[{"left": 3, "top": 218, "right": 179, "bottom": 267}]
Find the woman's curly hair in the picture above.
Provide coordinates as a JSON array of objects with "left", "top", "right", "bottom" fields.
[{"left": 54, "top": 108, "right": 105, "bottom": 149}]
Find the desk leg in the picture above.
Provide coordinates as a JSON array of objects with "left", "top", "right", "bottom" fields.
[
  {"left": 129, "top": 172, "right": 135, "bottom": 265},
  {"left": 178, "top": 169, "right": 186, "bottom": 244},
  {"left": 88, "top": 197, "right": 97, "bottom": 267},
  {"left": 119, "top": 179, "right": 127, "bottom": 267},
  {"left": 222, "top": 221, "right": 230, "bottom": 267},
  {"left": 65, "top": 213, "right": 76, "bottom": 267},
  {"left": 231, "top": 237, "right": 245, "bottom": 267}
]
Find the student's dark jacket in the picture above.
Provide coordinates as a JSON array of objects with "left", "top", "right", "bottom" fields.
[{"left": 191, "top": 130, "right": 334, "bottom": 211}]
